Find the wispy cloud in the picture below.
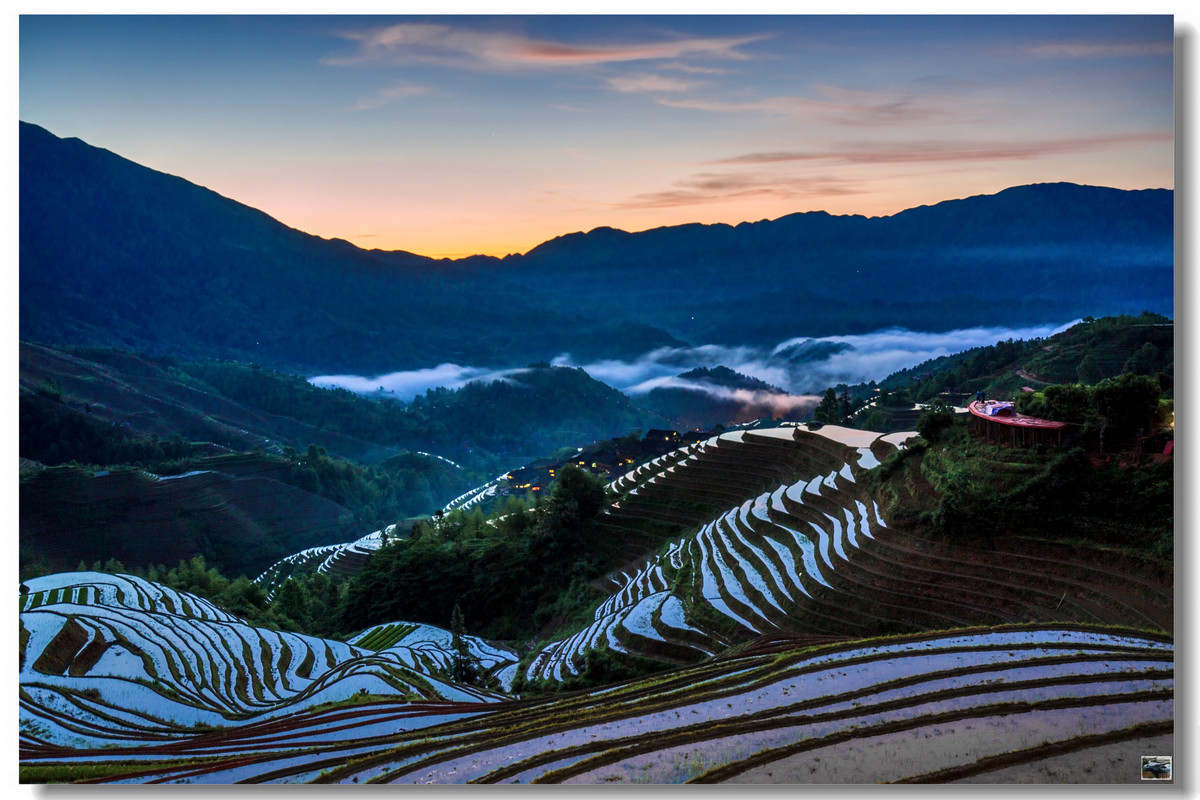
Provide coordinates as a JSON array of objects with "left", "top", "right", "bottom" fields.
[
  {"left": 710, "top": 130, "right": 1175, "bottom": 167},
  {"left": 1025, "top": 41, "right": 1173, "bottom": 59},
  {"left": 657, "top": 83, "right": 949, "bottom": 126},
  {"left": 606, "top": 73, "right": 695, "bottom": 94},
  {"left": 616, "top": 172, "right": 863, "bottom": 210},
  {"left": 324, "top": 23, "right": 766, "bottom": 70},
  {"left": 662, "top": 61, "right": 728, "bottom": 75},
  {"left": 348, "top": 79, "right": 429, "bottom": 111}
]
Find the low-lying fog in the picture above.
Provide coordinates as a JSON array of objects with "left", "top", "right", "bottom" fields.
[{"left": 310, "top": 322, "right": 1075, "bottom": 403}]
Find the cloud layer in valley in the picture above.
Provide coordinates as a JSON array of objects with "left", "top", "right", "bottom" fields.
[
  {"left": 310, "top": 364, "right": 531, "bottom": 400},
  {"left": 311, "top": 322, "right": 1076, "bottom": 403}
]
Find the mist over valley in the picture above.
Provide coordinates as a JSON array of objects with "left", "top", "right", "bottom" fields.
[{"left": 311, "top": 321, "right": 1078, "bottom": 407}]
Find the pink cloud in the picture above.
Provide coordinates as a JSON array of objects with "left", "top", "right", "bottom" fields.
[
  {"left": 1025, "top": 41, "right": 1174, "bottom": 58},
  {"left": 616, "top": 171, "right": 864, "bottom": 210},
  {"left": 606, "top": 73, "right": 695, "bottom": 93},
  {"left": 325, "top": 23, "right": 766, "bottom": 69},
  {"left": 657, "top": 85, "right": 946, "bottom": 126},
  {"left": 711, "top": 130, "right": 1175, "bottom": 166}
]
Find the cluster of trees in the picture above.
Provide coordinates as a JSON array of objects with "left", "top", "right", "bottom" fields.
[
  {"left": 20, "top": 391, "right": 198, "bottom": 469},
  {"left": 339, "top": 464, "right": 610, "bottom": 641},
  {"left": 285, "top": 445, "right": 462, "bottom": 531},
  {"left": 1015, "top": 373, "right": 1168, "bottom": 451},
  {"left": 71, "top": 555, "right": 346, "bottom": 635},
  {"left": 910, "top": 372, "right": 1169, "bottom": 454},
  {"left": 811, "top": 387, "right": 859, "bottom": 425}
]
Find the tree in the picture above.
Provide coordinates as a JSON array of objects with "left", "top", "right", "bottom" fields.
[
  {"left": 1091, "top": 373, "right": 1162, "bottom": 445},
  {"left": 539, "top": 464, "right": 605, "bottom": 538},
  {"left": 1123, "top": 342, "right": 1163, "bottom": 375},
  {"left": 813, "top": 388, "right": 841, "bottom": 424},
  {"left": 1076, "top": 353, "right": 1103, "bottom": 385},
  {"left": 1041, "top": 383, "right": 1092, "bottom": 424},
  {"left": 838, "top": 388, "right": 853, "bottom": 421},
  {"left": 916, "top": 400, "right": 957, "bottom": 444},
  {"left": 859, "top": 409, "right": 889, "bottom": 433},
  {"left": 273, "top": 578, "right": 310, "bottom": 628},
  {"left": 449, "top": 603, "right": 475, "bottom": 684}
]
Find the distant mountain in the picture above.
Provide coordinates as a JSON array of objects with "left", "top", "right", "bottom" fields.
[
  {"left": 515, "top": 184, "right": 1172, "bottom": 345},
  {"left": 18, "top": 122, "right": 683, "bottom": 374},
  {"left": 675, "top": 366, "right": 783, "bottom": 392},
  {"left": 20, "top": 121, "right": 1173, "bottom": 376}
]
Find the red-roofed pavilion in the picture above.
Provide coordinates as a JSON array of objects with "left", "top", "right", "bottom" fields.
[{"left": 967, "top": 401, "right": 1070, "bottom": 448}]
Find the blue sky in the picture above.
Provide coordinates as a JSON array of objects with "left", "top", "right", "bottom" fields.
[{"left": 18, "top": 13, "right": 1176, "bottom": 258}]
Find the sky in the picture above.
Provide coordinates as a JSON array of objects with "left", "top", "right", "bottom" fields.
[{"left": 18, "top": 13, "right": 1177, "bottom": 258}]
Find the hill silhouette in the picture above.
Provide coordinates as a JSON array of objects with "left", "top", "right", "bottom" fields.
[
  {"left": 20, "top": 121, "right": 1173, "bottom": 377},
  {"left": 18, "top": 122, "right": 682, "bottom": 374}
]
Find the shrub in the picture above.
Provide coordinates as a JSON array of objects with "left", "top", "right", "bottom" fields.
[{"left": 916, "top": 401, "right": 958, "bottom": 444}]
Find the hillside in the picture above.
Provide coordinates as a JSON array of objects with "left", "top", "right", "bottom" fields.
[
  {"left": 877, "top": 313, "right": 1173, "bottom": 398},
  {"left": 20, "top": 342, "right": 675, "bottom": 576},
  {"left": 19, "top": 461, "right": 356, "bottom": 579},
  {"left": 20, "top": 122, "right": 1173, "bottom": 376},
  {"left": 20, "top": 341, "right": 667, "bottom": 469},
  {"left": 835, "top": 313, "right": 1175, "bottom": 436},
  {"left": 20, "top": 419, "right": 1174, "bottom": 783},
  {"left": 520, "top": 425, "right": 1170, "bottom": 685}
]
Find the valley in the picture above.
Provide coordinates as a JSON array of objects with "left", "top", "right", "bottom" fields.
[{"left": 17, "top": 117, "right": 1175, "bottom": 785}]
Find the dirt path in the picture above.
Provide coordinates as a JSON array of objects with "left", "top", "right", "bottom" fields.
[{"left": 1015, "top": 369, "right": 1053, "bottom": 386}]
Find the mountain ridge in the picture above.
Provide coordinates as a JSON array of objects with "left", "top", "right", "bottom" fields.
[{"left": 20, "top": 121, "right": 1173, "bottom": 377}]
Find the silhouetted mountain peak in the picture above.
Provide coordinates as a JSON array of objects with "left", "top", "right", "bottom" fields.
[{"left": 20, "top": 121, "right": 1173, "bottom": 375}]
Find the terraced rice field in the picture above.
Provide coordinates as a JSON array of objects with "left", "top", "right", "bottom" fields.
[
  {"left": 20, "top": 573, "right": 511, "bottom": 760},
  {"left": 21, "top": 604, "right": 1173, "bottom": 784},
  {"left": 253, "top": 525, "right": 402, "bottom": 596},
  {"left": 22, "top": 423, "right": 1172, "bottom": 783},
  {"left": 528, "top": 425, "right": 1171, "bottom": 683}
]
